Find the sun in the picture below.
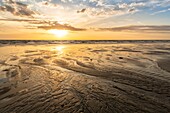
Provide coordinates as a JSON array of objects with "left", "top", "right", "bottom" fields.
[{"left": 48, "top": 29, "right": 68, "bottom": 37}]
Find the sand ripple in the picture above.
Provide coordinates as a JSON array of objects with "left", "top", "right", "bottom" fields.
[{"left": 0, "top": 43, "right": 170, "bottom": 113}]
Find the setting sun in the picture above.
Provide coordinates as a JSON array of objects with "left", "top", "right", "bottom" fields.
[{"left": 48, "top": 30, "right": 68, "bottom": 38}]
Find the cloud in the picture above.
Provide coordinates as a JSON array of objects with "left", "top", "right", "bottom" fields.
[
  {"left": 0, "top": 18, "right": 39, "bottom": 22},
  {"left": 37, "top": 21, "right": 86, "bottom": 31},
  {"left": 82, "top": 2, "right": 145, "bottom": 16},
  {"left": 151, "top": 8, "right": 170, "bottom": 15},
  {"left": 0, "top": 18, "right": 86, "bottom": 31},
  {"left": 98, "top": 25, "right": 170, "bottom": 33},
  {"left": 77, "top": 8, "right": 86, "bottom": 13},
  {"left": 1, "top": 18, "right": 169, "bottom": 33},
  {"left": 1, "top": 0, "right": 169, "bottom": 18},
  {"left": 128, "top": 8, "right": 136, "bottom": 12},
  {"left": 0, "top": 0, "right": 37, "bottom": 17},
  {"left": 35, "top": 0, "right": 146, "bottom": 17},
  {"left": 0, "top": 5, "right": 15, "bottom": 13},
  {"left": 37, "top": 1, "right": 58, "bottom": 8}
]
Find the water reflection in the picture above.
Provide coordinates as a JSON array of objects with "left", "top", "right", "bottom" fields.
[
  {"left": 55, "top": 46, "right": 65, "bottom": 51},
  {"left": 52, "top": 45, "right": 65, "bottom": 55}
]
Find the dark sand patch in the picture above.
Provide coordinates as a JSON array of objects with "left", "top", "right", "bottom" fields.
[
  {"left": 145, "top": 50, "right": 170, "bottom": 55},
  {"left": 9, "top": 56, "right": 19, "bottom": 61},
  {"left": 157, "top": 59, "right": 170, "bottom": 73},
  {"left": 25, "top": 50, "right": 38, "bottom": 53}
]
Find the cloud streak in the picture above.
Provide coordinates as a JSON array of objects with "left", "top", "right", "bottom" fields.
[
  {"left": 151, "top": 8, "right": 170, "bottom": 15},
  {"left": 98, "top": 25, "right": 170, "bottom": 33},
  {"left": 37, "top": 21, "right": 86, "bottom": 31},
  {"left": 0, "top": 18, "right": 169, "bottom": 33},
  {"left": 0, "top": 18, "right": 38, "bottom": 22},
  {"left": 0, "top": 18, "right": 86, "bottom": 31}
]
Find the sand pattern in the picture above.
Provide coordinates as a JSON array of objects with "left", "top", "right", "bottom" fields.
[{"left": 0, "top": 43, "right": 170, "bottom": 113}]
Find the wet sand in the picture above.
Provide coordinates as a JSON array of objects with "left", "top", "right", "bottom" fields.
[
  {"left": 157, "top": 59, "right": 170, "bottom": 73},
  {"left": 0, "top": 43, "right": 170, "bottom": 113}
]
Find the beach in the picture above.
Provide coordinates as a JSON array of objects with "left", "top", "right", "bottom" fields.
[{"left": 0, "top": 41, "right": 170, "bottom": 113}]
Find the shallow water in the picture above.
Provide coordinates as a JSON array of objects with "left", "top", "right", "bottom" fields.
[{"left": 0, "top": 43, "right": 170, "bottom": 113}]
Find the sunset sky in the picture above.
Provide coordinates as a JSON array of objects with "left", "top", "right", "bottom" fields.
[{"left": 0, "top": 0, "right": 170, "bottom": 40}]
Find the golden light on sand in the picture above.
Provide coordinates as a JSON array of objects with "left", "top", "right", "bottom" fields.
[
  {"left": 48, "top": 29, "right": 68, "bottom": 37},
  {"left": 52, "top": 45, "right": 65, "bottom": 54},
  {"left": 55, "top": 45, "right": 65, "bottom": 52}
]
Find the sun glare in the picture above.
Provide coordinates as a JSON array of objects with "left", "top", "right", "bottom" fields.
[
  {"left": 48, "top": 29, "right": 68, "bottom": 37},
  {"left": 55, "top": 45, "right": 65, "bottom": 51}
]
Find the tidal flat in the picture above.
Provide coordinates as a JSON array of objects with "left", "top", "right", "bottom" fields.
[{"left": 0, "top": 41, "right": 170, "bottom": 113}]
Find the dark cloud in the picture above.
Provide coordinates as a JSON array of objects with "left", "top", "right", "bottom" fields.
[
  {"left": 99, "top": 25, "right": 170, "bottom": 32},
  {"left": 0, "top": 18, "right": 86, "bottom": 31},
  {"left": 37, "top": 21, "right": 86, "bottom": 31},
  {"left": 6, "top": 0, "right": 27, "bottom": 7},
  {"left": 40, "top": 1, "right": 58, "bottom": 7},
  {"left": 128, "top": 8, "right": 136, "bottom": 12},
  {"left": 0, "top": 0, "right": 37, "bottom": 17},
  {"left": 43, "top": 1, "right": 49, "bottom": 5},
  {"left": 0, "top": 5, "right": 15, "bottom": 13},
  {"left": 77, "top": 8, "right": 86, "bottom": 13}
]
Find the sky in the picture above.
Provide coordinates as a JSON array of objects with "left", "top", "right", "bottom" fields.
[{"left": 0, "top": 0, "right": 170, "bottom": 40}]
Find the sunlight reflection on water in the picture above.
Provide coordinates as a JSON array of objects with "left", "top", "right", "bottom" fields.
[
  {"left": 52, "top": 45, "right": 66, "bottom": 55},
  {"left": 55, "top": 46, "right": 65, "bottom": 52}
]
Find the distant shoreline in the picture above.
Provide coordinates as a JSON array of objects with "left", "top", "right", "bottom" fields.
[{"left": 0, "top": 40, "right": 170, "bottom": 44}]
